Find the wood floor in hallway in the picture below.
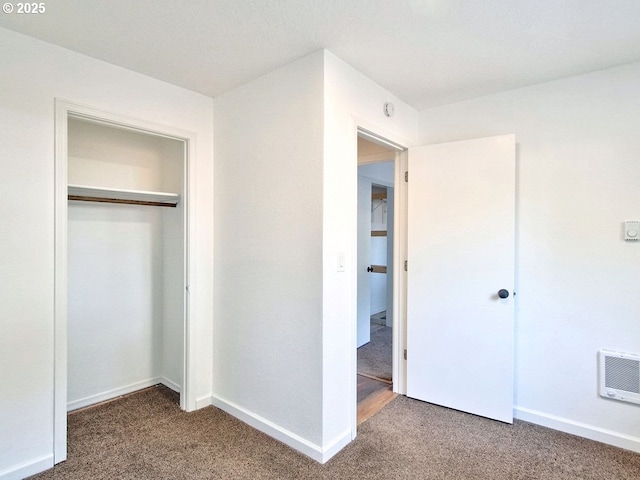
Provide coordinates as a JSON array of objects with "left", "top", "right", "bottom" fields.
[{"left": 357, "top": 374, "right": 397, "bottom": 425}]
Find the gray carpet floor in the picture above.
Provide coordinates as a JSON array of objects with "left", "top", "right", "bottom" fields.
[
  {"left": 30, "top": 385, "right": 640, "bottom": 479},
  {"left": 357, "top": 323, "right": 392, "bottom": 381}
]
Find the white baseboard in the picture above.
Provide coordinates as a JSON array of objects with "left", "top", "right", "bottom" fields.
[
  {"left": 159, "top": 376, "right": 181, "bottom": 394},
  {"left": 321, "top": 428, "right": 353, "bottom": 462},
  {"left": 67, "top": 377, "right": 176, "bottom": 411},
  {"left": 514, "top": 406, "right": 640, "bottom": 453},
  {"left": 0, "top": 454, "right": 53, "bottom": 480},
  {"left": 210, "top": 394, "right": 352, "bottom": 463},
  {"left": 195, "top": 394, "right": 212, "bottom": 410}
]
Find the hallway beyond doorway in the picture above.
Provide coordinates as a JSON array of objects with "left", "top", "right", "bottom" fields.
[{"left": 357, "top": 322, "right": 392, "bottom": 382}]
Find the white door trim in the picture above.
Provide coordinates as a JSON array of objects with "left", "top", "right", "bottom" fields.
[
  {"left": 53, "top": 99, "right": 196, "bottom": 463},
  {"left": 394, "top": 149, "right": 408, "bottom": 396}
]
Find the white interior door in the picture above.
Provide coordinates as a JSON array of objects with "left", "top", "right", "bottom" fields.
[
  {"left": 406, "top": 134, "right": 515, "bottom": 423},
  {"left": 357, "top": 175, "right": 372, "bottom": 347}
]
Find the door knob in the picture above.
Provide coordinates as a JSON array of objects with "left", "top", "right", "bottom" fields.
[
  {"left": 498, "top": 289, "right": 509, "bottom": 299},
  {"left": 367, "top": 266, "right": 373, "bottom": 272}
]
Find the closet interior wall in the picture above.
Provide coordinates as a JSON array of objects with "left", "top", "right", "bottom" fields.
[{"left": 67, "top": 118, "right": 185, "bottom": 411}]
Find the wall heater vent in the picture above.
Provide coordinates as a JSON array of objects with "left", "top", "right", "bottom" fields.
[{"left": 599, "top": 349, "right": 640, "bottom": 405}]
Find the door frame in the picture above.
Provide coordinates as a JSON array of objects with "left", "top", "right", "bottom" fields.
[
  {"left": 54, "top": 99, "right": 196, "bottom": 463},
  {"left": 355, "top": 125, "right": 409, "bottom": 411}
]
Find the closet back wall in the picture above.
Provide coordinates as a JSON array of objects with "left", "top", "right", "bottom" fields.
[{"left": 67, "top": 119, "right": 184, "bottom": 410}]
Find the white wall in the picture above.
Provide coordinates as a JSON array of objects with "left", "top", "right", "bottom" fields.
[
  {"left": 418, "top": 61, "right": 640, "bottom": 450},
  {"left": 0, "top": 27, "right": 213, "bottom": 479},
  {"left": 356, "top": 175, "right": 371, "bottom": 347},
  {"left": 162, "top": 177, "right": 186, "bottom": 389},
  {"left": 212, "top": 52, "right": 325, "bottom": 454},
  {"left": 357, "top": 162, "right": 395, "bottom": 187},
  {"left": 67, "top": 119, "right": 184, "bottom": 409},
  {"left": 323, "top": 51, "right": 417, "bottom": 457},
  {"left": 212, "top": 50, "right": 418, "bottom": 463},
  {"left": 370, "top": 236, "right": 387, "bottom": 314},
  {"left": 67, "top": 203, "right": 164, "bottom": 406}
]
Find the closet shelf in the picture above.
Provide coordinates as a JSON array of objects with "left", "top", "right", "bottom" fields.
[{"left": 68, "top": 184, "right": 180, "bottom": 207}]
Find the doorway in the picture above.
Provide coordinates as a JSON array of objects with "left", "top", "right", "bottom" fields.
[
  {"left": 356, "top": 136, "right": 398, "bottom": 423},
  {"left": 352, "top": 128, "right": 515, "bottom": 431},
  {"left": 54, "top": 100, "right": 194, "bottom": 463}
]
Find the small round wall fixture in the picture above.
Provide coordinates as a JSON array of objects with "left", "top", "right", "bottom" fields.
[{"left": 383, "top": 102, "right": 395, "bottom": 117}]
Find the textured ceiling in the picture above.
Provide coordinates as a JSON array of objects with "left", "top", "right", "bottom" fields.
[{"left": 2, "top": 0, "right": 640, "bottom": 109}]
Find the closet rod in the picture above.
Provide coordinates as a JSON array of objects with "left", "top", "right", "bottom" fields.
[
  {"left": 67, "top": 184, "right": 180, "bottom": 207},
  {"left": 68, "top": 195, "right": 177, "bottom": 207}
]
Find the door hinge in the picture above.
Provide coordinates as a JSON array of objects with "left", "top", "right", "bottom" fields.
[
  {"left": 405, "top": 171, "right": 408, "bottom": 182},
  {"left": 404, "top": 260, "right": 407, "bottom": 271},
  {"left": 404, "top": 349, "right": 407, "bottom": 360}
]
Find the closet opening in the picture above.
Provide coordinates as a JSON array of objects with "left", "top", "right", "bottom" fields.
[{"left": 54, "top": 101, "right": 192, "bottom": 463}]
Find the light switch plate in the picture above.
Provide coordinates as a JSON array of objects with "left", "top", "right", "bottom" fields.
[{"left": 624, "top": 221, "right": 639, "bottom": 241}]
